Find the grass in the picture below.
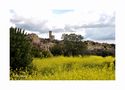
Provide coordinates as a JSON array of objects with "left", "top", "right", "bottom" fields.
[{"left": 10, "top": 55, "right": 115, "bottom": 80}]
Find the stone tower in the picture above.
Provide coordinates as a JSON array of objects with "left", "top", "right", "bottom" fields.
[{"left": 49, "top": 31, "right": 55, "bottom": 40}]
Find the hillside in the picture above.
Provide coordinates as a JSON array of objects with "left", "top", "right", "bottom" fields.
[
  {"left": 26, "top": 33, "right": 115, "bottom": 57},
  {"left": 84, "top": 40, "right": 115, "bottom": 56}
]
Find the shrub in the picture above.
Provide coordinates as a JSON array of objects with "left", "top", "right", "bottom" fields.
[
  {"left": 31, "top": 46, "right": 53, "bottom": 58},
  {"left": 41, "top": 50, "right": 53, "bottom": 58},
  {"left": 50, "top": 44, "right": 63, "bottom": 56},
  {"left": 31, "top": 46, "right": 42, "bottom": 57},
  {"left": 10, "top": 27, "right": 33, "bottom": 70}
]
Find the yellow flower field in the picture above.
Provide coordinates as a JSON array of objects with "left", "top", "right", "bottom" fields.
[{"left": 10, "top": 56, "right": 115, "bottom": 80}]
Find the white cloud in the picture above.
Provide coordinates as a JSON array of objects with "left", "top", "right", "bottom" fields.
[{"left": 9, "top": 0, "right": 115, "bottom": 43}]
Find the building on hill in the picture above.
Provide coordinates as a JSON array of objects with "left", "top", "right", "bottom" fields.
[
  {"left": 27, "top": 32, "right": 55, "bottom": 51},
  {"left": 49, "top": 31, "right": 55, "bottom": 41}
]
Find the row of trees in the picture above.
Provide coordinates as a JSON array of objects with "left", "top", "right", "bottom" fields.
[
  {"left": 50, "top": 34, "right": 86, "bottom": 56},
  {"left": 10, "top": 27, "right": 115, "bottom": 70}
]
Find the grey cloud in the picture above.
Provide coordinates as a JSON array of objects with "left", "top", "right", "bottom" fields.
[
  {"left": 10, "top": 10, "right": 59, "bottom": 33},
  {"left": 10, "top": 17, "right": 26, "bottom": 24},
  {"left": 66, "top": 14, "right": 115, "bottom": 40},
  {"left": 10, "top": 13, "right": 64, "bottom": 33},
  {"left": 84, "top": 27, "right": 115, "bottom": 40},
  {"left": 73, "top": 13, "right": 115, "bottom": 29},
  {"left": 98, "top": 14, "right": 115, "bottom": 24},
  {"left": 65, "top": 24, "right": 115, "bottom": 40},
  {"left": 83, "top": 14, "right": 115, "bottom": 40},
  {"left": 11, "top": 18, "right": 50, "bottom": 33},
  {"left": 10, "top": 10, "right": 115, "bottom": 41},
  {"left": 73, "top": 23, "right": 115, "bottom": 29},
  {"left": 64, "top": 25, "right": 76, "bottom": 32},
  {"left": 51, "top": 28, "right": 64, "bottom": 33}
]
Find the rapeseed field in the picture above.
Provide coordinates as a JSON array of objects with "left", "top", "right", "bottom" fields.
[{"left": 10, "top": 56, "right": 115, "bottom": 80}]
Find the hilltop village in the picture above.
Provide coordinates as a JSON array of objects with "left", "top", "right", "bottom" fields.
[{"left": 26, "top": 31, "right": 115, "bottom": 57}]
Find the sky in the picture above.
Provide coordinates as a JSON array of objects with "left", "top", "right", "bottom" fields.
[{"left": 9, "top": 0, "right": 115, "bottom": 43}]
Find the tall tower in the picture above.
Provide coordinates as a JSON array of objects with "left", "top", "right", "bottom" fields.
[
  {"left": 49, "top": 31, "right": 52, "bottom": 39},
  {"left": 49, "top": 31, "right": 55, "bottom": 40}
]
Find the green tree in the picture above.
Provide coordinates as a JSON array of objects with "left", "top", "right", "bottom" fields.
[
  {"left": 62, "top": 33, "right": 83, "bottom": 42},
  {"left": 31, "top": 46, "right": 42, "bottom": 57},
  {"left": 50, "top": 43, "right": 64, "bottom": 56},
  {"left": 61, "top": 33, "right": 86, "bottom": 56},
  {"left": 10, "top": 27, "right": 33, "bottom": 70}
]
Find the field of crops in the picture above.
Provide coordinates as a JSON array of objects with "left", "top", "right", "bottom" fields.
[{"left": 10, "top": 56, "right": 115, "bottom": 80}]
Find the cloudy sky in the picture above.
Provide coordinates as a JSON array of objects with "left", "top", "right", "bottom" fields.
[{"left": 9, "top": 0, "right": 115, "bottom": 43}]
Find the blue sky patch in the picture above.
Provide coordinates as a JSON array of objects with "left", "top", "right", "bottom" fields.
[{"left": 52, "top": 9, "right": 74, "bottom": 14}]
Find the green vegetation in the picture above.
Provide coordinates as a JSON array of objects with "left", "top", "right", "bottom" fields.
[
  {"left": 10, "top": 27, "right": 115, "bottom": 80},
  {"left": 51, "top": 33, "right": 86, "bottom": 56},
  {"left": 62, "top": 33, "right": 86, "bottom": 56},
  {"left": 31, "top": 46, "right": 53, "bottom": 58},
  {"left": 10, "top": 56, "right": 115, "bottom": 80},
  {"left": 10, "top": 27, "right": 33, "bottom": 70}
]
